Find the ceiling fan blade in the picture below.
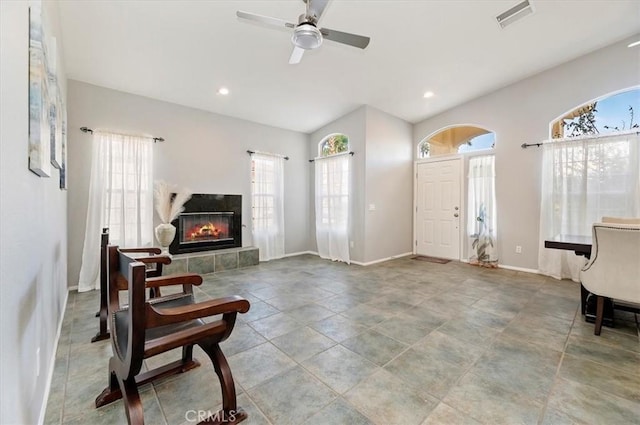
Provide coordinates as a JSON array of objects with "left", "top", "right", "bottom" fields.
[
  {"left": 236, "top": 10, "right": 295, "bottom": 29},
  {"left": 289, "top": 46, "right": 305, "bottom": 64},
  {"left": 320, "top": 27, "right": 370, "bottom": 49},
  {"left": 307, "top": 0, "right": 330, "bottom": 22}
]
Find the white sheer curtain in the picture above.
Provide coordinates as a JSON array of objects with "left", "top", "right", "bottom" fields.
[
  {"left": 467, "top": 155, "right": 498, "bottom": 267},
  {"left": 315, "top": 153, "right": 351, "bottom": 263},
  {"left": 77, "top": 131, "right": 153, "bottom": 292},
  {"left": 538, "top": 131, "right": 640, "bottom": 280},
  {"left": 251, "top": 152, "right": 285, "bottom": 261}
]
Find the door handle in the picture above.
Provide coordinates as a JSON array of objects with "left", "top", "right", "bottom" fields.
[{"left": 454, "top": 213, "right": 459, "bottom": 218}]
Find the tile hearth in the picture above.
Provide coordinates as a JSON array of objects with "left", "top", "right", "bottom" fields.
[{"left": 163, "top": 246, "right": 259, "bottom": 275}]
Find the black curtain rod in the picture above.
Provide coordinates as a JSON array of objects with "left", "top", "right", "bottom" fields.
[
  {"left": 521, "top": 131, "right": 640, "bottom": 149},
  {"left": 246, "top": 150, "right": 289, "bottom": 160},
  {"left": 309, "top": 151, "right": 354, "bottom": 162},
  {"left": 80, "top": 127, "right": 165, "bottom": 143}
]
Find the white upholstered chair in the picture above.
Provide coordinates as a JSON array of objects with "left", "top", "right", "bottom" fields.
[
  {"left": 580, "top": 222, "right": 640, "bottom": 335},
  {"left": 602, "top": 216, "right": 640, "bottom": 225}
]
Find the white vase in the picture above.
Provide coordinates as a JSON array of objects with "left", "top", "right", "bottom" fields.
[{"left": 155, "top": 223, "right": 176, "bottom": 253}]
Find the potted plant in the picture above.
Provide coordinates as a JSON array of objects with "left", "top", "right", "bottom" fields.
[{"left": 470, "top": 203, "right": 496, "bottom": 267}]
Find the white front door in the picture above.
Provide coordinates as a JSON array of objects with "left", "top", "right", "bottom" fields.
[{"left": 415, "top": 158, "right": 462, "bottom": 259}]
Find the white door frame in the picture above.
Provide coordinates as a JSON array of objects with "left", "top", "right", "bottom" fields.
[{"left": 413, "top": 154, "right": 465, "bottom": 260}]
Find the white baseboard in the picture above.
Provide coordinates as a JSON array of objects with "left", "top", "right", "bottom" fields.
[
  {"left": 352, "top": 252, "right": 414, "bottom": 266},
  {"left": 38, "top": 289, "right": 69, "bottom": 425},
  {"left": 282, "top": 251, "right": 318, "bottom": 258},
  {"left": 460, "top": 259, "right": 539, "bottom": 275},
  {"left": 498, "top": 264, "right": 540, "bottom": 275},
  {"left": 281, "top": 251, "right": 414, "bottom": 266},
  {"left": 67, "top": 285, "right": 78, "bottom": 291}
]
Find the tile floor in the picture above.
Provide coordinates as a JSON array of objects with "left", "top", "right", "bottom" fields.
[{"left": 44, "top": 255, "right": 640, "bottom": 425}]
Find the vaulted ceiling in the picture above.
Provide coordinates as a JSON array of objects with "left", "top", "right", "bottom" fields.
[{"left": 57, "top": 1, "right": 640, "bottom": 133}]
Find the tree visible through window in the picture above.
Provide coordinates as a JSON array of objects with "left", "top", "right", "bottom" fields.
[
  {"left": 552, "top": 88, "right": 640, "bottom": 138},
  {"left": 320, "top": 134, "right": 349, "bottom": 156}
]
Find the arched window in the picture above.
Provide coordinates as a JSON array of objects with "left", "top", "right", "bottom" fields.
[
  {"left": 551, "top": 87, "right": 640, "bottom": 138},
  {"left": 418, "top": 125, "right": 495, "bottom": 158},
  {"left": 319, "top": 133, "right": 349, "bottom": 156},
  {"left": 540, "top": 87, "right": 640, "bottom": 280}
]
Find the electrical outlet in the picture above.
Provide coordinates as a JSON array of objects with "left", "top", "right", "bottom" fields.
[
  {"left": 368, "top": 203, "right": 376, "bottom": 211},
  {"left": 36, "top": 347, "right": 41, "bottom": 377},
  {"left": 350, "top": 241, "right": 354, "bottom": 248},
  {"left": 515, "top": 245, "right": 522, "bottom": 254}
]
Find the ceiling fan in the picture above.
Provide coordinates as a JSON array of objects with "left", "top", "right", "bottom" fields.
[{"left": 236, "top": 0, "right": 370, "bottom": 64}]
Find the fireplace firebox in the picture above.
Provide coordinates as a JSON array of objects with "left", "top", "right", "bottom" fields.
[{"left": 169, "top": 194, "right": 241, "bottom": 254}]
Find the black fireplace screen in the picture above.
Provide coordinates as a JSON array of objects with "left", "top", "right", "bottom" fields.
[
  {"left": 169, "top": 194, "right": 242, "bottom": 254},
  {"left": 180, "top": 213, "right": 233, "bottom": 244}
]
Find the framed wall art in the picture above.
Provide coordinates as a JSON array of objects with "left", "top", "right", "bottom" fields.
[
  {"left": 28, "top": 3, "right": 51, "bottom": 177},
  {"left": 48, "top": 36, "right": 63, "bottom": 170},
  {"left": 60, "top": 106, "right": 67, "bottom": 190}
]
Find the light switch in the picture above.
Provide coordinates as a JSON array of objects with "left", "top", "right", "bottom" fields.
[{"left": 368, "top": 204, "right": 376, "bottom": 211}]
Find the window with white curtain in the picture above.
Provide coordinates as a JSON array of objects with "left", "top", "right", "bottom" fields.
[
  {"left": 103, "top": 137, "right": 153, "bottom": 246},
  {"left": 467, "top": 155, "right": 498, "bottom": 267},
  {"left": 77, "top": 131, "right": 153, "bottom": 292},
  {"left": 315, "top": 134, "right": 351, "bottom": 263},
  {"left": 251, "top": 152, "right": 285, "bottom": 261},
  {"left": 538, "top": 131, "right": 640, "bottom": 280}
]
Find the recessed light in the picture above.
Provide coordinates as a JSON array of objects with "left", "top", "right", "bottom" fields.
[
  {"left": 423, "top": 91, "right": 435, "bottom": 99},
  {"left": 217, "top": 87, "right": 230, "bottom": 95},
  {"left": 628, "top": 40, "right": 640, "bottom": 48}
]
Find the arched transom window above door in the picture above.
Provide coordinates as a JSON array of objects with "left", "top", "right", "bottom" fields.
[
  {"left": 418, "top": 126, "right": 495, "bottom": 158},
  {"left": 319, "top": 133, "right": 349, "bottom": 157}
]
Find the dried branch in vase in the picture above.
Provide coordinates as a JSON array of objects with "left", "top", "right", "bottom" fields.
[{"left": 154, "top": 180, "right": 192, "bottom": 224}]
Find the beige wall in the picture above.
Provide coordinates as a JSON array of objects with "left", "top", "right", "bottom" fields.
[
  {"left": 364, "top": 107, "right": 414, "bottom": 263},
  {"left": 414, "top": 34, "right": 640, "bottom": 270},
  {"left": 67, "top": 80, "right": 311, "bottom": 287},
  {"left": 0, "top": 1, "right": 68, "bottom": 423}
]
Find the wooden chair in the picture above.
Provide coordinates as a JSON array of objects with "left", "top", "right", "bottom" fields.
[
  {"left": 92, "top": 229, "right": 113, "bottom": 342},
  {"left": 96, "top": 246, "right": 250, "bottom": 424},
  {"left": 92, "top": 228, "right": 175, "bottom": 343}
]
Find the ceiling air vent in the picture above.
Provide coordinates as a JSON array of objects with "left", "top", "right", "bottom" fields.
[{"left": 496, "top": 0, "right": 534, "bottom": 29}]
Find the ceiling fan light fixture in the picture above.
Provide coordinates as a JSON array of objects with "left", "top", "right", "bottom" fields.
[{"left": 292, "top": 23, "right": 323, "bottom": 50}]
